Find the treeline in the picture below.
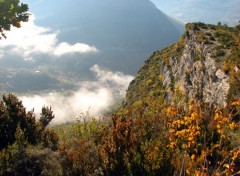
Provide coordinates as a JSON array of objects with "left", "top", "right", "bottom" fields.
[{"left": 0, "top": 94, "right": 239, "bottom": 175}]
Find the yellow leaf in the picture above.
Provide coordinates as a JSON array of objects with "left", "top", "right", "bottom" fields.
[{"left": 224, "top": 164, "right": 229, "bottom": 168}]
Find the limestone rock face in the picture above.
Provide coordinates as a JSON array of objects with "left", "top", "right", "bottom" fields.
[
  {"left": 125, "top": 23, "right": 240, "bottom": 108},
  {"left": 161, "top": 28, "right": 230, "bottom": 107}
]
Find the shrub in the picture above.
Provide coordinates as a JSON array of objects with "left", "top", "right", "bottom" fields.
[
  {"left": 0, "top": 144, "right": 63, "bottom": 176},
  {"left": 0, "top": 94, "right": 58, "bottom": 150},
  {"left": 215, "top": 49, "right": 225, "bottom": 57}
]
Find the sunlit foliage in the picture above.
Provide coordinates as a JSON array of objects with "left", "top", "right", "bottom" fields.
[
  {"left": 167, "top": 101, "right": 240, "bottom": 175},
  {"left": 0, "top": 0, "right": 29, "bottom": 39}
]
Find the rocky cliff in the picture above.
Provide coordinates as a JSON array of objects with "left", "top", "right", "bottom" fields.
[{"left": 124, "top": 23, "right": 240, "bottom": 108}]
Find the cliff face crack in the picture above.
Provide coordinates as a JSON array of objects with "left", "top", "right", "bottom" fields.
[{"left": 161, "top": 27, "right": 230, "bottom": 107}]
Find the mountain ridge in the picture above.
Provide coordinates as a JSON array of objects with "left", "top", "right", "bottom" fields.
[{"left": 124, "top": 22, "right": 240, "bottom": 109}]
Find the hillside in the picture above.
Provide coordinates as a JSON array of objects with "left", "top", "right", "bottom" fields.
[
  {"left": 114, "top": 23, "right": 240, "bottom": 175},
  {"left": 124, "top": 22, "right": 240, "bottom": 108}
]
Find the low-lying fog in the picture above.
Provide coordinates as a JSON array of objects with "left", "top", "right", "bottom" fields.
[{"left": 20, "top": 65, "right": 133, "bottom": 124}]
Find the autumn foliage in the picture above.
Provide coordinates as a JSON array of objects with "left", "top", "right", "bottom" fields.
[
  {"left": 0, "top": 95, "right": 239, "bottom": 175},
  {"left": 52, "top": 97, "right": 239, "bottom": 175},
  {"left": 167, "top": 101, "right": 240, "bottom": 175}
]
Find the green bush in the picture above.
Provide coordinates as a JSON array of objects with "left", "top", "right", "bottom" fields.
[
  {"left": 0, "top": 94, "right": 58, "bottom": 150},
  {"left": 0, "top": 144, "right": 63, "bottom": 176}
]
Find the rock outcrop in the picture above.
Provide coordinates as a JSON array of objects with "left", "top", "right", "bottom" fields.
[{"left": 125, "top": 23, "right": 240, "bottom": 108}]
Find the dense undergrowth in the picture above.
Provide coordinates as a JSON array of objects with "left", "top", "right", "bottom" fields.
[{"left": 0, "top": 94, "right": 239, "bottom": 175}]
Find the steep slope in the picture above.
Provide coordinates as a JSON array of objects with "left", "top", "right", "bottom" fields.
[
  {"left": 124, "top": 23, "right": 240, "bottom": 108},
  {"left": 109, "top": 23, "right": 240, "bottom": 175}
]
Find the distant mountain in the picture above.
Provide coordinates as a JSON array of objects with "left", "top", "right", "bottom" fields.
[
  {"left": 0, "top": 0, "right": 184, "bottom": 92},
  {"left": 151, "top": 0, "right": 240, "bottom": 26},
  {"left": 31, "top": 0, "right": 184, "bottom": 73}
]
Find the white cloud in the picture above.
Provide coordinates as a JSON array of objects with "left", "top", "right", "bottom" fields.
[
  {"left": 0, "top": 15, "right": 98, "bottom": 59},
  {"left": 90, "top": 65, "right": 134, "bottom": 91},
  {"left": 53, "top": 42, "right": 98, "bottom": 57},
  {"left": 20, "top": 65, "right": 134, "bottom": 124},
  {"left": 21, "top": 88, "right": 112, "bottom": 124}
]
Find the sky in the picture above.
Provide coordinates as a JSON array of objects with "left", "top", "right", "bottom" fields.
[{"left": 150, "top": 0, "right": 240, "bottom": 26}]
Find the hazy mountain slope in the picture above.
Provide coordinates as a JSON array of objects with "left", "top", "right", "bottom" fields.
[
  {"left": 151, "top": 0, "right": 240, "bottom": 26},
  {"left": 25, "top": 0, "right": 184, "bottom": 75}
]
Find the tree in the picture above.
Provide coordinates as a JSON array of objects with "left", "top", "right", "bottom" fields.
[
  {"left": 0, "top": 0, "right": 29, "bottom": 39},
  {"left": 0, "top": 94, "right": 58, "bottom": 150},
  {"left": 0, "top": 94, "right": 60, "bottom": 175}
]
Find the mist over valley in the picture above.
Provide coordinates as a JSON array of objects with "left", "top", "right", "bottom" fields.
[{"left": 0, "top": 0, "right": 184, "bottom": 121}]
